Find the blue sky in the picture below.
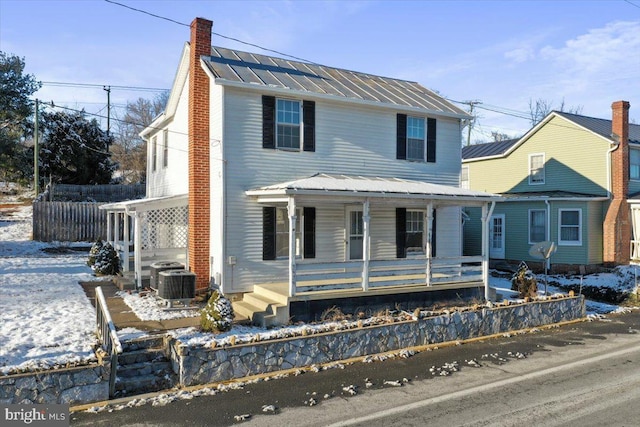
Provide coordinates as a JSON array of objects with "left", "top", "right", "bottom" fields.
[{"left": 1, "top": 0, "right": 639, "bottom": 143}]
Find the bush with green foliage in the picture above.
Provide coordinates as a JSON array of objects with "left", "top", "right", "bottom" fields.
[
  {"left": 511, "top": 261, "right": 537, "bottom": 298},
  {"left": 200, "top": 290, "right": 234, "bottom": 333},
  {"left": 91, "top": 242, "right": 121, "bottom": 275},
  {"left": 87, "top": 239, "right": 104, "bottom": 268}
]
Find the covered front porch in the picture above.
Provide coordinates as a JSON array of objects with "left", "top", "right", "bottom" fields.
[{"left": 240, "top": 174, "right": 501, "bottom": 325}]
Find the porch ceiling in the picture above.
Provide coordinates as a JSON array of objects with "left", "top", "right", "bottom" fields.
[{"left": 246, "top": 173, "right": 501, "bottom": 205}]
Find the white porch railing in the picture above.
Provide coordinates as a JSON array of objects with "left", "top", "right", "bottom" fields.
[{"left": 293, "top": 256, "right": 483, "bottom": 295}]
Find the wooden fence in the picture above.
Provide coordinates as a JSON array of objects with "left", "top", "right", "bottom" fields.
[
  {"left": 44, "top": 184, "right": 145, "bottom": 202},
  {"left": 32, "top": 201, "right": 107, "bottom": 242}
]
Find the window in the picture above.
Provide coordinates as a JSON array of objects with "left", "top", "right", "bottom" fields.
[
  {"left": 406, "top": 117, "right": 425, "bottom": 161},
  {"left": 162, "top": 130, "right": 169, "bottom": 168},
  {"left": 461, "top": 166, "right": 469, "bottom": 189},
  {"left": 631, "top": 149, "right": 640, "bottom": 180},
  {"left": 151, "top": 136, "right": 157, "bottom": 172},
  {"left": 529, "top": 153, "right": 545, "bottom": 185},
  {"left": 558, "top": 209, "right": 582, "bottom": 245},
  {"left": 263, "top": 207, "right": 315, "bottom": 260},
  {"left": 276, "top": 99, "right": 301, "bottom": 150},
  {"left": 529, "top": 209, "right": 546, "bottom": 244},
  {"left": 406, "top": 210, "right": 425, "bottom": 254},
  {"left": 396, "top": 114, "right": 436, "bottom": 162}
]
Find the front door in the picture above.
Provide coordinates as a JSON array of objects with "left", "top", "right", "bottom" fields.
[
  {"left": 346, "top": 208, "right": 363, "bottom": 260},
  {"left": 490, "top": 214, "right": 505, "bottom": 259}
]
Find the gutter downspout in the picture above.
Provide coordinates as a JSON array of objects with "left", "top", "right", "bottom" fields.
[{"left": 484, "top": 201, "right": 496, "bottom": 301}]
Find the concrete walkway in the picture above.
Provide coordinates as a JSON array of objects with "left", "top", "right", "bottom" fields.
[{"left": 81, "top": 281, "right": 201, "bottom": 332}]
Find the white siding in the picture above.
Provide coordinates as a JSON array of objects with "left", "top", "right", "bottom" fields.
[
  {"left": 220, "top": 86, "right": 465, "bottom": 292},
  {"left": 210, "top": 84, "right": 225, "bottom": 288}
]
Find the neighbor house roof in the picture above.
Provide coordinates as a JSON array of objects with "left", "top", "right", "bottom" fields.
[
  {"left": 461, "top": 139, "right": 519, "bottom": 160},
  {"left": 201, "top": 46, "right": 469, "bottom": 118},
  {"left": 246, "top": 173, "right": 501, "bottom": 203},
  {"left": 555, "top": 111, "right": 640, "bottom": 144}
]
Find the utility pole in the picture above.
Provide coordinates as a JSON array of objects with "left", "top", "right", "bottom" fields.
[
  {"left": 34, "top": 99, "right": 39, "bottom": 196},
  {"left": 103, "top": 85, "right": 111, "bottom": 136},
  {"left": 463, "top": 100, "right": 482, "bottom": 146}
]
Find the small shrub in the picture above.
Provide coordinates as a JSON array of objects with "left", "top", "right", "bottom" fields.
[
  {"left": 201, "top": 290, "right": 235, "bottom": 333},
  {"left": 511, "top": 261, "right": 537, "bottom": 299},
  {"left": 92, "top": 242, "right": 121, "bottom": 275},
  {"left": 87, "top": 239, "right": 104, "bottom": 267}
]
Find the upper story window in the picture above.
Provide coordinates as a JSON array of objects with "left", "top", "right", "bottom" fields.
[
  {"left": 461, "top": 166, "right": 469, "bottom": 189},
  {"left": 631, "top": 149, "right": 640, "bottom": 180},
  {"left": 151, "top": 136, "right": 157, "bottom": 172},
  {"left": 529, "top": 153, "right": 545, "bottom": 185},
  {"left": 397, "top": 114, "right": 436, "bottom": 163},
  {"left": 262, "top": 96, "right": 315, "bottom": 152},
  {"left": 529, "top": 209, "right": 546, "bottom": 244},
  {"left": 276, "top": 99, "right": 301, "bottom": 150},
  {"left": 406, "top": 117, "right": 425, "bottom": 161},
  {"left": 558, "top": 209, "right": 582, "bottom": 246},
  {"left": 162, "top": 129, "right": 169, "bottom": 168}
]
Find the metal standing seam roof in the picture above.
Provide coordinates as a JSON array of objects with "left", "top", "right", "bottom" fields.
[
  {"left": 246, "top": 173, "right": 500, "bottom": 200},
  {"left": 554, "top": 111, "right": 640, "bottom": 144},
  {"left": 461, "top": 138, "right": 520, "bottom": 160},
  {"left": 202, "top": 46, "right": 468, "bottom": 117}
]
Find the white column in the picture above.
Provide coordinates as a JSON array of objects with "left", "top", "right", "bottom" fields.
[
  {"left": 106, "top": 212, "right": 112, "bottom": 245},
  {"left": 123, "top": 212, "right": 130, "bottom": 272},
  {"left": 362, "top": 199, "right": 370, "bottom": 291},
  {"left": 134, "top": 212, "right": 142, "bottom": 290},
  {"left": 114, "top": 212, "right": 120, "bottom": 249},
  {"left": 288, "top": 197, "right": 297, "bottom": 297},
  {"left": 481, "top": 202, "right": 495, "bottom": 301},
  {"left": 426, "top": 202, "right": 433, "bottom": 286}
]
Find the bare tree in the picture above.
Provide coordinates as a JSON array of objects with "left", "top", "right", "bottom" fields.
[
  {"left": 528, "top": 98, "right": 583, "bottom": 126},
  {"left": 490, "top": 131, "right": 515, "bottom": 142},
  {"left": 111, "top": 92, "right": 168, "bottom": 184}
]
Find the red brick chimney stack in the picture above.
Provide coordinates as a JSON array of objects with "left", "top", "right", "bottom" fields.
[
  {"left": 603, "top": 100, "right": 631, "bottom": 265},
  {"left": 188, "top": 17, "right": 212, "bottom": 290}
]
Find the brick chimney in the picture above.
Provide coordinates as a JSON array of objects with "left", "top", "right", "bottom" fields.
[
  {"left": 188, "top": 17, "right": 212, "bottom": 290},
  {"left": 603, "top": 100, "right": 631, "bottom": 265}
]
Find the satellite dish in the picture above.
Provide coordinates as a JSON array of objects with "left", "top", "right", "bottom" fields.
[
  {"left": 529, "top": 241, "right": 557, "bottom": 260},
  {"left": 528, "top": 241, "right": 557, "bottom": 296}
]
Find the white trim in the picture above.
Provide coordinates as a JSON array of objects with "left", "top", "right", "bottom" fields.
[
  {"left": 489, "top": 214, "right": 506, "bottom": 259},
  {"left": 406, "top": 115, "right": 426, "bottom": 162},
  {"left": 558, "top": 208, "right": 582, "bottom": 246},
  {"left": 276, "top": 98, "right": 302, "bottom": 151},
  {"left": 528, "top": 153, "right": 545, "bottom": 185}
]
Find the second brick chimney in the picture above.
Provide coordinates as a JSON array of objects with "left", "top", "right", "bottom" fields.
[
  {"left": 188, "top": 17, "right": 212, "bottom": 290},
  {"left": 603, "top": 100, "right": 631, "bottom": 265}
]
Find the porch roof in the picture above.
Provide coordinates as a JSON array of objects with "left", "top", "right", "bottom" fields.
[
  {"left": 99, "top": 194, "right": 188, "bottom": 213},
  {"left": 246, "top": 174, "right": 501, "bottom": 204}
]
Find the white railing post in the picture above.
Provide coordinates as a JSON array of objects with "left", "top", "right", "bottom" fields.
[
  {"left": 481, "top": 202, "right": 495, "bottom": 301},
  {"left": 106, "top": 212, "right": 112, "bottom": 245},
  {"left": 114, "top": 211, "right": 120, "bottom": 250},
  {"left": 288, "top": 197, "right": 297, "bottom": 297},
  {"left": 134, "top": 212, "right": 142, "bottom": 290},
  {"left": 123, "top": 211, "right": 130, "bottom": 272},
  {"left": 362, "top": 199, "right": 370, "bottom": 291},
  {"left": 426, "top": 202, "right": 433, "bottom": 286}
]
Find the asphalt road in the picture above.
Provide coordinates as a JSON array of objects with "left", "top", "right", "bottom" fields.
[{"left": 71, "top": 310, "right": 640, "bottom": 427}]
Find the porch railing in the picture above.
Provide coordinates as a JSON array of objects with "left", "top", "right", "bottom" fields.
[
  {"left": 294, "top": 256, "right": 483, "bottom": 295},
  {"left": 95, "top": 286, "right": 122, "bottom": 399}
]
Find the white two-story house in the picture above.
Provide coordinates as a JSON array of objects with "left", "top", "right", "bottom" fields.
[{"left": 103, "top": 17, "right": 500, "bottom": 325}]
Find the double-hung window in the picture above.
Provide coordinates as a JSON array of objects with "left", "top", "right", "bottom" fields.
[
  {"left": 558, "top": 209, "right": 582, "bottom": 245},
  {"left": 162, "top": 129, "right": 169, "bottom": 168},
  {"left": 461, "top": 166, "right": 469, "bottom": 189},
  {"left": 276, "top": 99, "right": 301, "bottom": 150},
  {"left": 406, "top": 210, "right": 425, "bottom": 254},
  {"left": 529, "top": 153, "right": 545, "bottom": 185},
  {"left": 275, "top": 207, "right": 302, "bottom": 258},
  {"left": 529, "top": 209, "right": 546, "bottom": 244},
  {"left": 406, "top": 117, "right": 425, "bottom": 161},
  {"left": 151, "top": 136, "right": 157, "bottom": 172},
  {"left": 631, "top": 149, "right": 640, "bottom": 180}
]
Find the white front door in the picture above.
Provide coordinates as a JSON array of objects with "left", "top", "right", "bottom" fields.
[
  {"left": 346, "top": 208, "right": 363, "bottom": 260},
  {"left": 490, "top": 214, "right": 505, "bottom": 259}
]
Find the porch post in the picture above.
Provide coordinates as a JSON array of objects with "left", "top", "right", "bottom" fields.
[
  {"left": 426, "top": 202, "right": 433, "bottom": 286},
  {"left": 106, "top": 212, "right": 112, "bottom": 245},
  {"left": 134, "top": 212, "right": 142, "bottom": 290},
  {"left": 114, "top": 211, "right": 120, "bottom": 250},
  {"left": 362, "top": 199, "right": 370, "bottom": 291},
  {"left": 123, "top": 211, "right": 130, "bottom": 272},
  {"left": 481, "top": 202, "right": 495, "bottom": 301},
  {"left": 288, "top": 197, "right": 297, "bottom": 297}
]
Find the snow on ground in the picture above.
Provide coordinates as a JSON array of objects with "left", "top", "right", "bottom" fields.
[
  {"left": 0, "top": 203, "right": 104, "bottom": 375},
  {"left": 118, "top": 291, "right": 200, "bottom": 321}
]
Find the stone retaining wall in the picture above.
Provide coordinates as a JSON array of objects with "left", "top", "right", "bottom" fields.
[
  {"left": 0, "top": 363, "right": 109, "bottom": 405},
  {"left": 172, "top": 296, "right": 585, "bottom": 386}
]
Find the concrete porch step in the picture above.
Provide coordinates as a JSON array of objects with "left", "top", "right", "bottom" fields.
[
  {"left": 251, "top": 282, "right": 289, "bottom": 305},
  {"left": 115, "top": 372, "right": 175, "bottom": 396},
  {"left": 117, "top": 360, "right": 173, "bottom": 378},
  {"left": 121, "top": 335, "right": 166, "bottom": 352},
  {"left": 232, "top": 298, "right": 286, "bottom": 328},
  {"left": 118, "top": 348, "right": 166, "bottom": 365}
]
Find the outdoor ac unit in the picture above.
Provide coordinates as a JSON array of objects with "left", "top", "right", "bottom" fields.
[
  {"left": 158, "top": 270, "right": 196, "bottom": 299},
  {"left": 149, "top": 261, "right": 184, "bottom": 289}
]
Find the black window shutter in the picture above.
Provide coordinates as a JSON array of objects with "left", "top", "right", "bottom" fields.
[
  {"left": 262, "top": 95, "right": 275, "bottom": 149},
  {"left": 303, "top": 207, "right": 316, "bottom": 258},
  {"left": 303, "top": 101, "right": 315, "bottom": 152},
  {"left": 430, "top": 210, "right": 437, "bottom": 257},
  {"left": 396, "top": 114, "right": 407, "bottom": 160},
  {"left": 262, "top": 207, "right": 276, "bottom": 260},
  {"left": 396, "top": 208, "right": 407, "bottom": 258},
  {"left": 426, "top": 118, "right": 436, "bottom": 163}
]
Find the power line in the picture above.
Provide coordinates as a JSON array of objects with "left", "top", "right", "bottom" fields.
[{"left": 42, "top": 81, "right": 168, "bottom": 93}]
